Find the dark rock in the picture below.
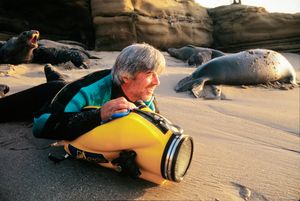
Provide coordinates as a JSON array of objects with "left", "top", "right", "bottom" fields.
[{"left": 0, "top": 0, "right": 95, "bottom": 49}]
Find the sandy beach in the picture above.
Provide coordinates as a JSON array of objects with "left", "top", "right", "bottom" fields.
[{"left": 0, "top": 51, "right": 299, "bottom": 201}]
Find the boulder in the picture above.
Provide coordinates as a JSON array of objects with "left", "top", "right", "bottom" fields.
[
  {"left": 208, "top": 5, "right": 300, "bottom": 53},
  {"left": 91, "top": 0, "right": 213, "bottom": 50}
]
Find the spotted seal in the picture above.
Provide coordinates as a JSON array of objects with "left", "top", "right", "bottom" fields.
[
  {"left": 167, "top": 45, "right": 226, "bottom": 66},
  {"left": 0, "top": 30, "right": 98, "bottom": 69},
  {"left": 175, "top": 49, "right": 298, "bottom": 99}
]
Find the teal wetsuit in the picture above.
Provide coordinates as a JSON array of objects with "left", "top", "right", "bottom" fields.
[{"left": 33, "top": 69, "right": 158, "bottom": 140}]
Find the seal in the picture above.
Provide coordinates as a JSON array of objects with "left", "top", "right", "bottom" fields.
[
  {"left": 0, "top": 30, "right": 98, "bottom": 69},
  {"left": 167, "top": 45, "right": 225, "bottom": 66},
  {"left": 0, "top": 30, "right": 39, "bottom": 64},
  {"left": 175, "top": 49, "right": 298, "bottom": 99}
]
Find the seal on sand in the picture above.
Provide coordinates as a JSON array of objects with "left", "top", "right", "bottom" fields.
[
  {"left": 175, "top": 49, "right": 298, "bottom": 99},
  {"left": 0, "top": 30, "right": 39, "bottom": 64},
  {"left": 167, "top": 45, "right": 226, "bottom": 66},
  {"left": 0, "top": 30, "right": 98, "bottom": 69}
]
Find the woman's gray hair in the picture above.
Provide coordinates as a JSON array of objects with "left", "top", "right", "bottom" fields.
[{"left": 111, "top": 43, "right": 166, "bottom": 85}]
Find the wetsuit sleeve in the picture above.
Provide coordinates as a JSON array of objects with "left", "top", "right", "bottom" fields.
[
  {"left": 33, "top": 70, "right": 113, "bottom": 140},
  {"left": 33, "top": 108, "right": 102, "bottom": 140}
]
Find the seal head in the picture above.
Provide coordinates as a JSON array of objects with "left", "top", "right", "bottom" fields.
[{"left": 0, "top": 30, "right": 39, "bottom": 64}]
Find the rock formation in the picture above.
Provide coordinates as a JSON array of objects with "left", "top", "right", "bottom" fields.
[
  {"left": 208, "top": 5, "right": 300, "bottom": 53},
  {"left": 91, "top": 0, "right": 213, "bottom": 50},
  {"left": 0, "top": 0, "right": 299, "bottom": 53}
]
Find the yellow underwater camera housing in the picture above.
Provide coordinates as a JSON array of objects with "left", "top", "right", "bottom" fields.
[{"left": 63, "top": 105, "right": 194, "bottom": 184}]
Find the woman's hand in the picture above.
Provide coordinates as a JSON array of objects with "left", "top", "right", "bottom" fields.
[{"left": 100, "top": 97, "right": 136, "bottom": 121}]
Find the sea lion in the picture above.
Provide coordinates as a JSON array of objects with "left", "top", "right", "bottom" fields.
[
  {"left": 167, "top": 45, "right": 226, "bottom": 66},
  {"left": 0, "top": 30, "right": 98, "bottom": 69},
  {"left": 175, "top": 49, "right": 298, "bottom": 99},
  {"left": 0, "top": 30, "right": 39, "bottom": 64},
  {"left": 34, "top": 39, "right": 99, "bottom": 69}
]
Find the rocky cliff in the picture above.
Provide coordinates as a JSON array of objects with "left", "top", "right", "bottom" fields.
[
  {"left": 0, "top": 0, "right": 299, "bottom": 53},
  {"left": 209, "top": 5, "right": 300, "bottom": 53}
]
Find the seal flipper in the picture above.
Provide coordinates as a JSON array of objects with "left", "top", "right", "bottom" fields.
[
  {"left": 44, "top": 64, "right": 67, "bottom": 82},
  {"left": 197, "top": 85, "right": 227, "bottom": 100},
  {"left": 193, "top": 84, "right": 228, "bottom": 100},
  {"left": 175, "top": 76, "right": 206, "bottom": 92},
  {"left": 191, "top": 78, "right": 208, "bottom": 98}
]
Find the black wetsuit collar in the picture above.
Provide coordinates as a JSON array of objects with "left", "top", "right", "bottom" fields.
[{"left": 111, "top": 82, "right": 130, "bottom": 101}]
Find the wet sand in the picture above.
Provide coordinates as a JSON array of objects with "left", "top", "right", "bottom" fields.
[{"left": 0, "top": 51, "right": 299, "bottom": 200}]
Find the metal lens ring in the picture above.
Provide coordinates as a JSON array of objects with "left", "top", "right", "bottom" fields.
[{"left": 161, "top": 135, "right": 194, "bottom": 182}]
